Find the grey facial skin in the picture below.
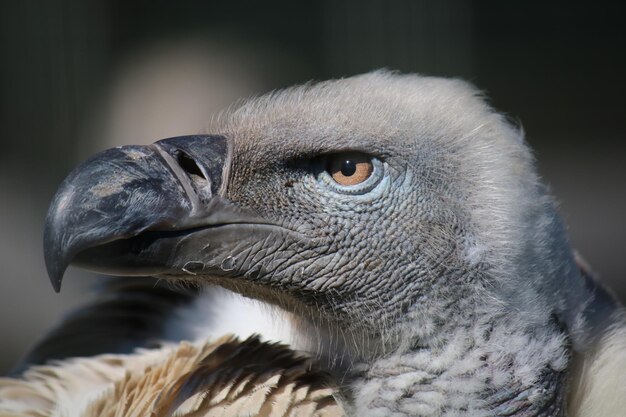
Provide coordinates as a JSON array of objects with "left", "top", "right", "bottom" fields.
[{"left": 42, "top": 71, "right": 621, "bottom": 416}]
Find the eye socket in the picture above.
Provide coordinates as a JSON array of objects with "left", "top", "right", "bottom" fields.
[{"left": 326, "top": 153, "right": 374, "bottom": 186}]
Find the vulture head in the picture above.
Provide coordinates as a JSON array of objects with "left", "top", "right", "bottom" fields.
[{"left": 42, "top": 71, "right": 624, "bottom": 416}]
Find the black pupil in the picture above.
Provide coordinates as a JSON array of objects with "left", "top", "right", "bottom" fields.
[{"left": 341, "top": 160, "right": 357, "bottom": 176}]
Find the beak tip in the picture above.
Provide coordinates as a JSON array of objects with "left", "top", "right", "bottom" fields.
[
  {"left": 45, "top": 257, "right": 66, "bottom": 293},
  {"left": 44, "top": 221, "right": 65, "bottom": 293}
]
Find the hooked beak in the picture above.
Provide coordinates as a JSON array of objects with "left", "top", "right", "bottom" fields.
[{"left": 44, "top": 135, "right": 269, "bottom": 292}]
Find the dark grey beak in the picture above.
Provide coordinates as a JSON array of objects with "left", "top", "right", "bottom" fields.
[{"left": 44, "top": 135, "right": 263, "bottom": 292}]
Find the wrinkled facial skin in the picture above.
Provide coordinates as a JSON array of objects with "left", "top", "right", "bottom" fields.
[{"left": 219, "top": 137, "right": 478, "bottom": 336}]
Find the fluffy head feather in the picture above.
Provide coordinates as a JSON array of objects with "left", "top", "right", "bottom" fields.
[{"left": 205, "top": 71, "right": 589, "bottom": 348}]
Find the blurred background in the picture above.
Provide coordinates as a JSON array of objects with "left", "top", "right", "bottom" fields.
[{"left": 1, "top": 0, "right": 624, "bottom": 374}]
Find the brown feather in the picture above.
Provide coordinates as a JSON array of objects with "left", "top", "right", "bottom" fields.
[{"left": 0, "top": 336, "right": 344, "bottom": 417}]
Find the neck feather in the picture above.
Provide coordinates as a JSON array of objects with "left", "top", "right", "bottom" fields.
[{"left": 348, "top": 311, "right": 569, "bottom": 417}]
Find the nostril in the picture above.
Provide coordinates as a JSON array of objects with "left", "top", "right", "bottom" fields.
[{"left": 176, "top": 151, "right": 206, "bottom": 181}]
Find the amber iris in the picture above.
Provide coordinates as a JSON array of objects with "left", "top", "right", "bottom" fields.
[{"left": 327, "top": 153, "right": 374, "bottom": 186}]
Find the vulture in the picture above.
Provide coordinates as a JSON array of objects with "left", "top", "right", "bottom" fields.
[{"left": 1, "top": 71, "right": 625, "bottom": 417}]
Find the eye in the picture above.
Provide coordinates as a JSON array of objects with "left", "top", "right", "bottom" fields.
[
  {"left": 326, "top": 153, "right": 374, "bottom": 186},
  {"left": 315, "top": 152, "right": 384, "bottom": 195}
]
